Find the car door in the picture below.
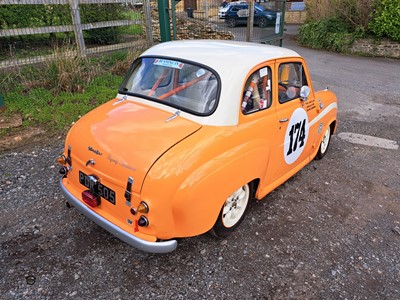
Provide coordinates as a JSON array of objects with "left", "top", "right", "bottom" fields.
[
  {"left": 268, "top": 58, "right": 318, "bottom": 184},
  {"left": 235, "top": 5, "right": 249, "bottom": 25},
  {"left": 238, "top": 64, "right": 278, "bottom": 195}
]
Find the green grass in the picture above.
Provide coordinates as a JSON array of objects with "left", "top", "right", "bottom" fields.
[
  {"left": 3, "top": 73, "right": 121, "bottom": 129},
  {"left": 0, "top": 49, "right": 144, "bottom": 136}
]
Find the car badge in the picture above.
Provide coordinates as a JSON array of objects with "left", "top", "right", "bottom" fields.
[{"left": 88, "top": 146, "right": 102, "bottom": 156}]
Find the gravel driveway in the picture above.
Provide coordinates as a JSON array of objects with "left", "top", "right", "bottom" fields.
[{"left": 1, "top": 34, "right": 399, "bottom": 299}]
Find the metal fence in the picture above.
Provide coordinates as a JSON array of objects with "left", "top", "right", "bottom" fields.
[
  {"left": 0, "top": 0, "right": 150, "bottom": 69},
  {"left": 169, "top": 0, "right": 286, "bottom": 44},
  {"left": 0, "top": 0, "right": 287, "bottom": 69}
]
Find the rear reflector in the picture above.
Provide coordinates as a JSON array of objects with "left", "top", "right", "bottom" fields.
[{"left": 82, "top": 190, "right": 100, "bottom": 207}]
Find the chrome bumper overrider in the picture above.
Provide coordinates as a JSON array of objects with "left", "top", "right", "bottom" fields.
[{"left": 59, "top": 179, "right": 177, "bottom": 253}]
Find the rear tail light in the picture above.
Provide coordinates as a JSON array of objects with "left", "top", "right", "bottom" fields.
[
  {"left": 56, "top": 145, "right": 72, "bottom": 176},
  {"left": 129, "top": 201, "right": 150, "bottom": 228},
  {"left": 82, "top": 190, "right": 100, "bottom": 207},
  {"left": 59, "top": 166, "right": 69, "bottom": 175},
  {"left": 56, "top": 155, "right": 67, "bottom": 165},
  {"left": 138, "top": 216, "right": 149, "bottom": 227}
]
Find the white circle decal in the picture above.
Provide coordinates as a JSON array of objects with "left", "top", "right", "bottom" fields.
[{"left": 284, "top": 108, "right": 309, "bottom": 164}]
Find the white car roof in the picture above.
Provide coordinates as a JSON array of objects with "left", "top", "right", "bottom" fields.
[
  {"left": 137, "top": 40, "right": 301, "bottom": 126},
  {"left": 142, "top": 40, "right": 300, "bottom": 72}
]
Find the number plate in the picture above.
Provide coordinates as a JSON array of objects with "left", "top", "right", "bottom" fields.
[{"left": 79, "top": 171, "right": 116, "bottom": 205}]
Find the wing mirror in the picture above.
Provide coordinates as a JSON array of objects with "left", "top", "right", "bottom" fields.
[{"left": 300, "top": 86, "right": 311, "bottom": 101}]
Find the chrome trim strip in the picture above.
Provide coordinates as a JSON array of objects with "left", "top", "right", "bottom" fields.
[{"left": 59, "top": 179, "right": 177, "bottom": 253}]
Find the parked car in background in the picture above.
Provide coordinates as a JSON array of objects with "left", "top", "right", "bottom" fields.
[
  {"left": 57, "top": 40, "right": 338, "bottom": 253},
  {"left": 218, "top": 1, "right": 277, "bottom": 28}
]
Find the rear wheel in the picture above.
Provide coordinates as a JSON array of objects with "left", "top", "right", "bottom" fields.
[
  {"left": 226, "top": 18, "right": 237, "bottom": 28},
  {"left": 211, "top": 183, "right": 251, "bottom": 238},
  {"left": 315, "top": 125, "right": 331, "bottom": 160},
  {"left": 258, "top": 17, "right": 268, "bottom": 28}
]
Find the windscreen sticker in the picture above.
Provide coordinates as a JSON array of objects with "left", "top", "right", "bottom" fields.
[
  {"left": 259, "top": 67, "right": 269, "bottom": 78},
  {"left": 284, "top": 108, "right": 309, "bottom": 164},
  {"left": 154, "top": 59, "right": 184, "bottom": 69}
]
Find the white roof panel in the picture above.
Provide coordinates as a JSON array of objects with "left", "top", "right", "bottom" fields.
[
  {"left": 138, "top": 40, "right": 302, "bottom": 126},
  {"left": 141, "top": 40, "right": 300, "bottom": 73}
]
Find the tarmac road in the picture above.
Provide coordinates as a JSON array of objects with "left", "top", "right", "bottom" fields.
[{"left": 1, "top": 31, "right": 399, "bottom": 299}]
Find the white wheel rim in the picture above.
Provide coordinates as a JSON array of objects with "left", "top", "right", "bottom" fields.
[
  {"left": 222, "top": 185, "right": 250, "bottom": 228},
  {"left": 320, "top": 126, "right": 331, "bottom": 154}
]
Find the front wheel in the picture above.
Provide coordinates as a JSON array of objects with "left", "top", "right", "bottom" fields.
[
  {"left": 211, "top": 183, "right": 251, "bottom": 238},
  {"left": 315, "top": 125, "right": 331, "bottom": 160}
]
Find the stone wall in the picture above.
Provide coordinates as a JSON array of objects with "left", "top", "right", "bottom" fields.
[
  {"left": 350, "top": 38, "right": 400, "bottom": 59},
  {"left": 146, "top": 6, "right": 234, "bottom": 43},
  {"left": 174, "top": 15, "right": 235, "bottom": 41},
  {"left": 285, "top": 11, "right": 307, "bottom": 24}
]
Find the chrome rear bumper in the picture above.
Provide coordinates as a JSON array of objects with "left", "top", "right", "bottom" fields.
[{"left": 59, "top": 179, "right": 177, "bottom": 253}]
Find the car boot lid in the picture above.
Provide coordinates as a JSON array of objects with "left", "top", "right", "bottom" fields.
[{"left": 66, "top": 98, "right": 202, "bottom": 193}]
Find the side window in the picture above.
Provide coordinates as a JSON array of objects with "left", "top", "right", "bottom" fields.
[
  {"left": 242, "top": 66, "right": 272, "bottom": 114},
  {"left": 278, "top": 62, "right": 308, "bottom": 103}
]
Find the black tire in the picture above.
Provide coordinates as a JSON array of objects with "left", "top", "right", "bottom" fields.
[
  {"left": 315, "top": 125, "right": 332, "bottom": 160},
  {"left": 226, "top": 18, "right": 237, "bottom": 28},
  {"left": 210, "top": 183, "right": 252, "bottom": 238},
  {"left": 258, "top": 17, "right": 268, "bottom": 28}
]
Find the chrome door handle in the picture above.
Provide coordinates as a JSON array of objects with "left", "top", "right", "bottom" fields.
[{"left": 279, "top": 118, "right": 289, "bottom": 123}]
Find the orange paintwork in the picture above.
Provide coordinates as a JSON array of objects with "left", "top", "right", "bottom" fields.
[{"left": 59, "top": 54, "right": 337, "bottom": 244}]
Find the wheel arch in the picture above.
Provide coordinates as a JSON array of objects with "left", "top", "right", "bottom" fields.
[
  {"left": 169, "top": 149, "right": 266, "bottom": 237},
  {"left": 250, "top": 178, "right": 260, "bottom": 199},
  {"left": 140, "top": 126, "right": 271, "bottom": 239},
  {"left": 311, "top": 117, "right": 337, "bottom": 160},
  {"left": 330, "top": 119, "right": 338, "bottom": 135}
]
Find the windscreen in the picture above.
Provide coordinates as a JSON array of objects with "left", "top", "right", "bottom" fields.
[{"left": 119, "top": 57, "right": 220, "bottom": 115}]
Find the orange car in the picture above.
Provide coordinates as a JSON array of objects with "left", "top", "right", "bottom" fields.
[{"left": 58, "top": 40, "right": 338, "bottom": 253}]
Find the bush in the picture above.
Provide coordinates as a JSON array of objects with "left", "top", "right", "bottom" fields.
[
  {"left": 305, "top": 0, "right": 336, "bottom": 21},
  {"left": 299, "top": 18, "right": 355, "bottom": 51},
  {"left": 306, "top": 0, "right": 374, "bottom": 31},
  {"left": 0, "top": 5, "right": 71, "bottom": 34},
  {"left": 369, "top": 0, "right": 400, "bottom": 41},
  {"left": 47, "top": 44, "right": 99, "bottom": 94},
  {"left": 80, "top": 4, "right": 126, "bottom": 45},
  {"left": 0, "top": 4, "right": 127, "bottom": 46}
]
